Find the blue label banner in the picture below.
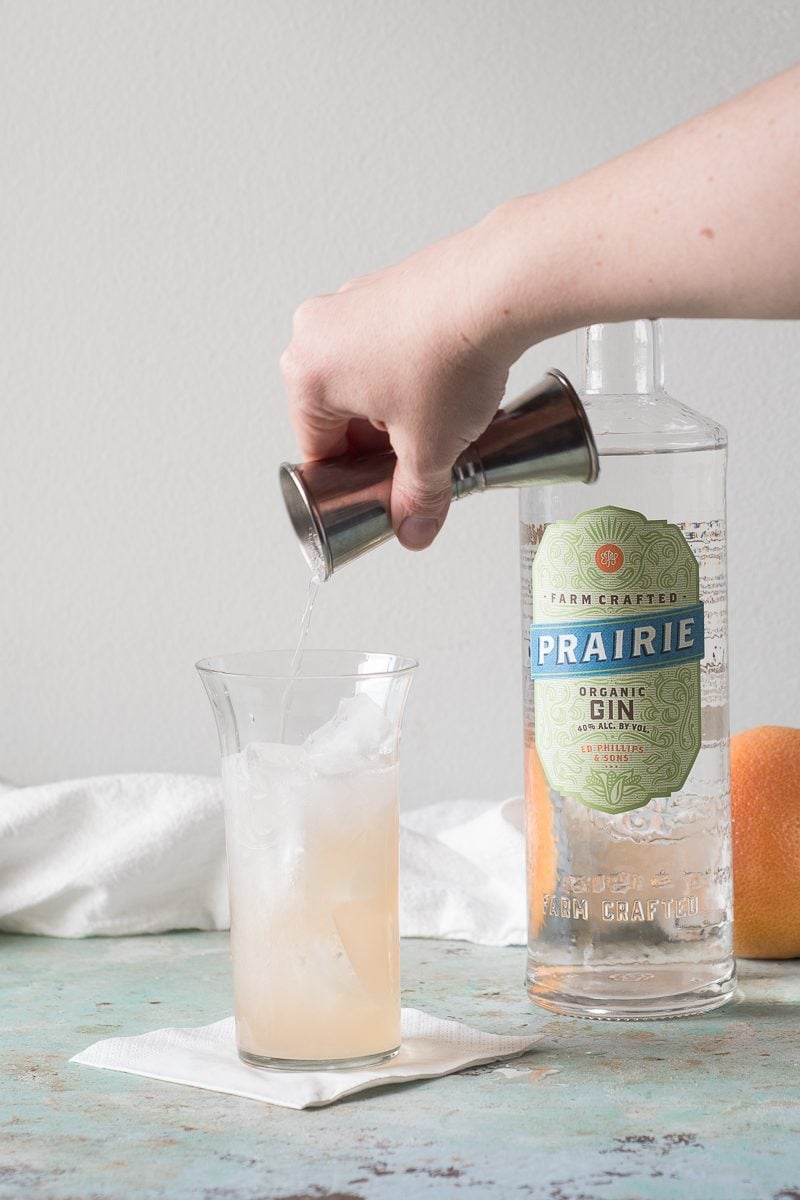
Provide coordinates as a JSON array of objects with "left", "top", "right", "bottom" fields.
[{"left": 531, "top": 603, "right": 705, "bottom": 679}]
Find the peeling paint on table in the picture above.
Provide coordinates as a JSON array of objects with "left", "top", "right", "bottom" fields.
[{"left": 1, "top": 932, "right": 799, "bottom": 1199}]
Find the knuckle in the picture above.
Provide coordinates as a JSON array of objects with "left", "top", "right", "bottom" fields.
[
  {"left": 280, "top": 345, "right": 322, "bottom": 400},
  {"left": 394, "top": 475, "right": 451, "bottom": 514},
  {"left": 279, "top": 346, "right": 298, "bottom": 379},
  {"left": 291, "top": 295, "right": 326, "bottom": 336},
  {"left": 395, "top": 444, "right": 451, "bottom": 489}
]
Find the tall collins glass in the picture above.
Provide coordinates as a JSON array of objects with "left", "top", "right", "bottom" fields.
[{"left": 198, "top": 649, "right": 416, "bottom": 1068}]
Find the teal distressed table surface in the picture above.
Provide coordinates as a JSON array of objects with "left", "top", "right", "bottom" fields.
[{"left": 2, "top": 932, "right": 800, "bottom": 1200}]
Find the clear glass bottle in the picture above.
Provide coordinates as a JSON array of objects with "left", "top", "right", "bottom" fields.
[{"left": 519, "top": 320, "right": 735, "bottom": 1019}]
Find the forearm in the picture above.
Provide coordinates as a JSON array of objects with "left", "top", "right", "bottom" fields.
[
  {"left": 473, "top": 64, "right": 800, "bottom": 361},
  {"left": 283, "top": 65, "right": 800, "bottom": 550}
]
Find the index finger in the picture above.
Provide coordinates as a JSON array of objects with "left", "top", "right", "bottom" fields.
[
  {"left": 288, "top": 398, "right": 351, "bottom": 462},
  {"left": 280, "top": 346, "right": 351, "bottom": 461}
]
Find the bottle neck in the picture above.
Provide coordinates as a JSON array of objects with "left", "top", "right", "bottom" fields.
[{"left": 580, "top": 319, "right": 664, "bottom": 396}]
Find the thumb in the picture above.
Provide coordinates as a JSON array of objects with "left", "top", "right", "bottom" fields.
[{"left": 390, "top": 449, "right": 453, "bottom": 551}]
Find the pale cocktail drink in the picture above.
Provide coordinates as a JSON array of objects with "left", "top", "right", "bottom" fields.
[
  {"left": 197, "top": 650, "right": 415, "bottom": 1070},
  {"left": 222, "top": 693, "right": 400, "bottom": 1066}
]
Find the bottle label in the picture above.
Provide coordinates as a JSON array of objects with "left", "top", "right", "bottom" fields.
[{"left": 530, "top": 506, "right": 703, "bottom": 814}]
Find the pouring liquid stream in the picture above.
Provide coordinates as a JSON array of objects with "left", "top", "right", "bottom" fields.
[
  {"left": 290, "top": 574, "right": 320, "bottom": 675},
  {"left": 279, "top": 574, "right": 321, "bottom": 740}
]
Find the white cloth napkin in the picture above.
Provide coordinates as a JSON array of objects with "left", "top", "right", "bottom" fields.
[
  {"left": 0, "top": 774, "right": 229, "bottom": 937},
  {"left": 0, "top": 776, "right": 526, "bottom": 944},
  {"left": 401, "top": 796, "right": 526, "bottom": 945},
  {"left": 71, "top": 1008, "right": 539, "bottom": 1109}
]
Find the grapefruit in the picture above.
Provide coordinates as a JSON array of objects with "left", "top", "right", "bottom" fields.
[
  {"left": 525, "top": 742, "right": 558, "bottom": 937},
  {"left": 731, "top": 725, "right": 800, "bottom": 959}
]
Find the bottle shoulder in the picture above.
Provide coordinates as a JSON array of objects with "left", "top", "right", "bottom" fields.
[{"left": 582, "top": 390, "right": 727, "bottom": 454}]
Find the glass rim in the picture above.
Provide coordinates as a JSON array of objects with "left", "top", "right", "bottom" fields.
[{"left": 195, "top": 648, "right": 419, "bottom": 682}]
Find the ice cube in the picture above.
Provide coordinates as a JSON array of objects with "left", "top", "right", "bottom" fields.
[
  {"left": 224, "top": 741, "right": 306, "bottom": 847},
  {"left": 333, "top": 897, "right": 396, "bottom": 1004},
  {"left": 244, "top": 740, "right": 305, "bottom": 776},
  {"left": 235, "top": 913, "right": 373, "bottom": 1021},
  {"left": 303, "top": 693, "right": 393, "bottom": 776}
]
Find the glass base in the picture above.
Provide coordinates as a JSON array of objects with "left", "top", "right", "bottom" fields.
[
  {"left": 238, "top": 1045, "right": 401, "bottom": 1071},
  {"left": 527, "top": 962, "right": 737, "bottom": 1021}
]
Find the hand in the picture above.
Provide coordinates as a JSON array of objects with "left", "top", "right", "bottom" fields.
[
  {"left": 280, "top": 224, "right": 514, "bottom": 550},
  {"left": 282, "top": 64, "right": 800, "bottom": 556}
]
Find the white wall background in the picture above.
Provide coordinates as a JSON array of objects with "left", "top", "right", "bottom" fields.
[{"left": 1, "top": 0, "right": 798, "bottom": 803}]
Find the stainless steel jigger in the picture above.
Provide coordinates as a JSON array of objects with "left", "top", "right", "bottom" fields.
[{"left": 279, "top": 368, "right": 599, "bottom": 581}]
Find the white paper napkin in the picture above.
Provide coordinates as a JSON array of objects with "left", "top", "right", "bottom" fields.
[{"left": 71, "top": 1008, "right": 540, "bottom": 1109}]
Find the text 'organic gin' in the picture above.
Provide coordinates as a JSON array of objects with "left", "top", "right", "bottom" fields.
[{"left": 520, "top": 320, "right": 735, "bottom": 1019}]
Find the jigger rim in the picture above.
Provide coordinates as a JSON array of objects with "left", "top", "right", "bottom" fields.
[
  {"left": 195, "top": 648, "right": 419, "bottom": 682},
  {"left": 546, "top": 368, "right": 600, "bottom": 484},
  {"left": 279, "top": 461, "right": 333, "bottom": 581}
]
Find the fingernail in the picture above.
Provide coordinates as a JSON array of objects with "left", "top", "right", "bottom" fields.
[{"left": 398, "top": 517, "right": 439, "bottom": 550}]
